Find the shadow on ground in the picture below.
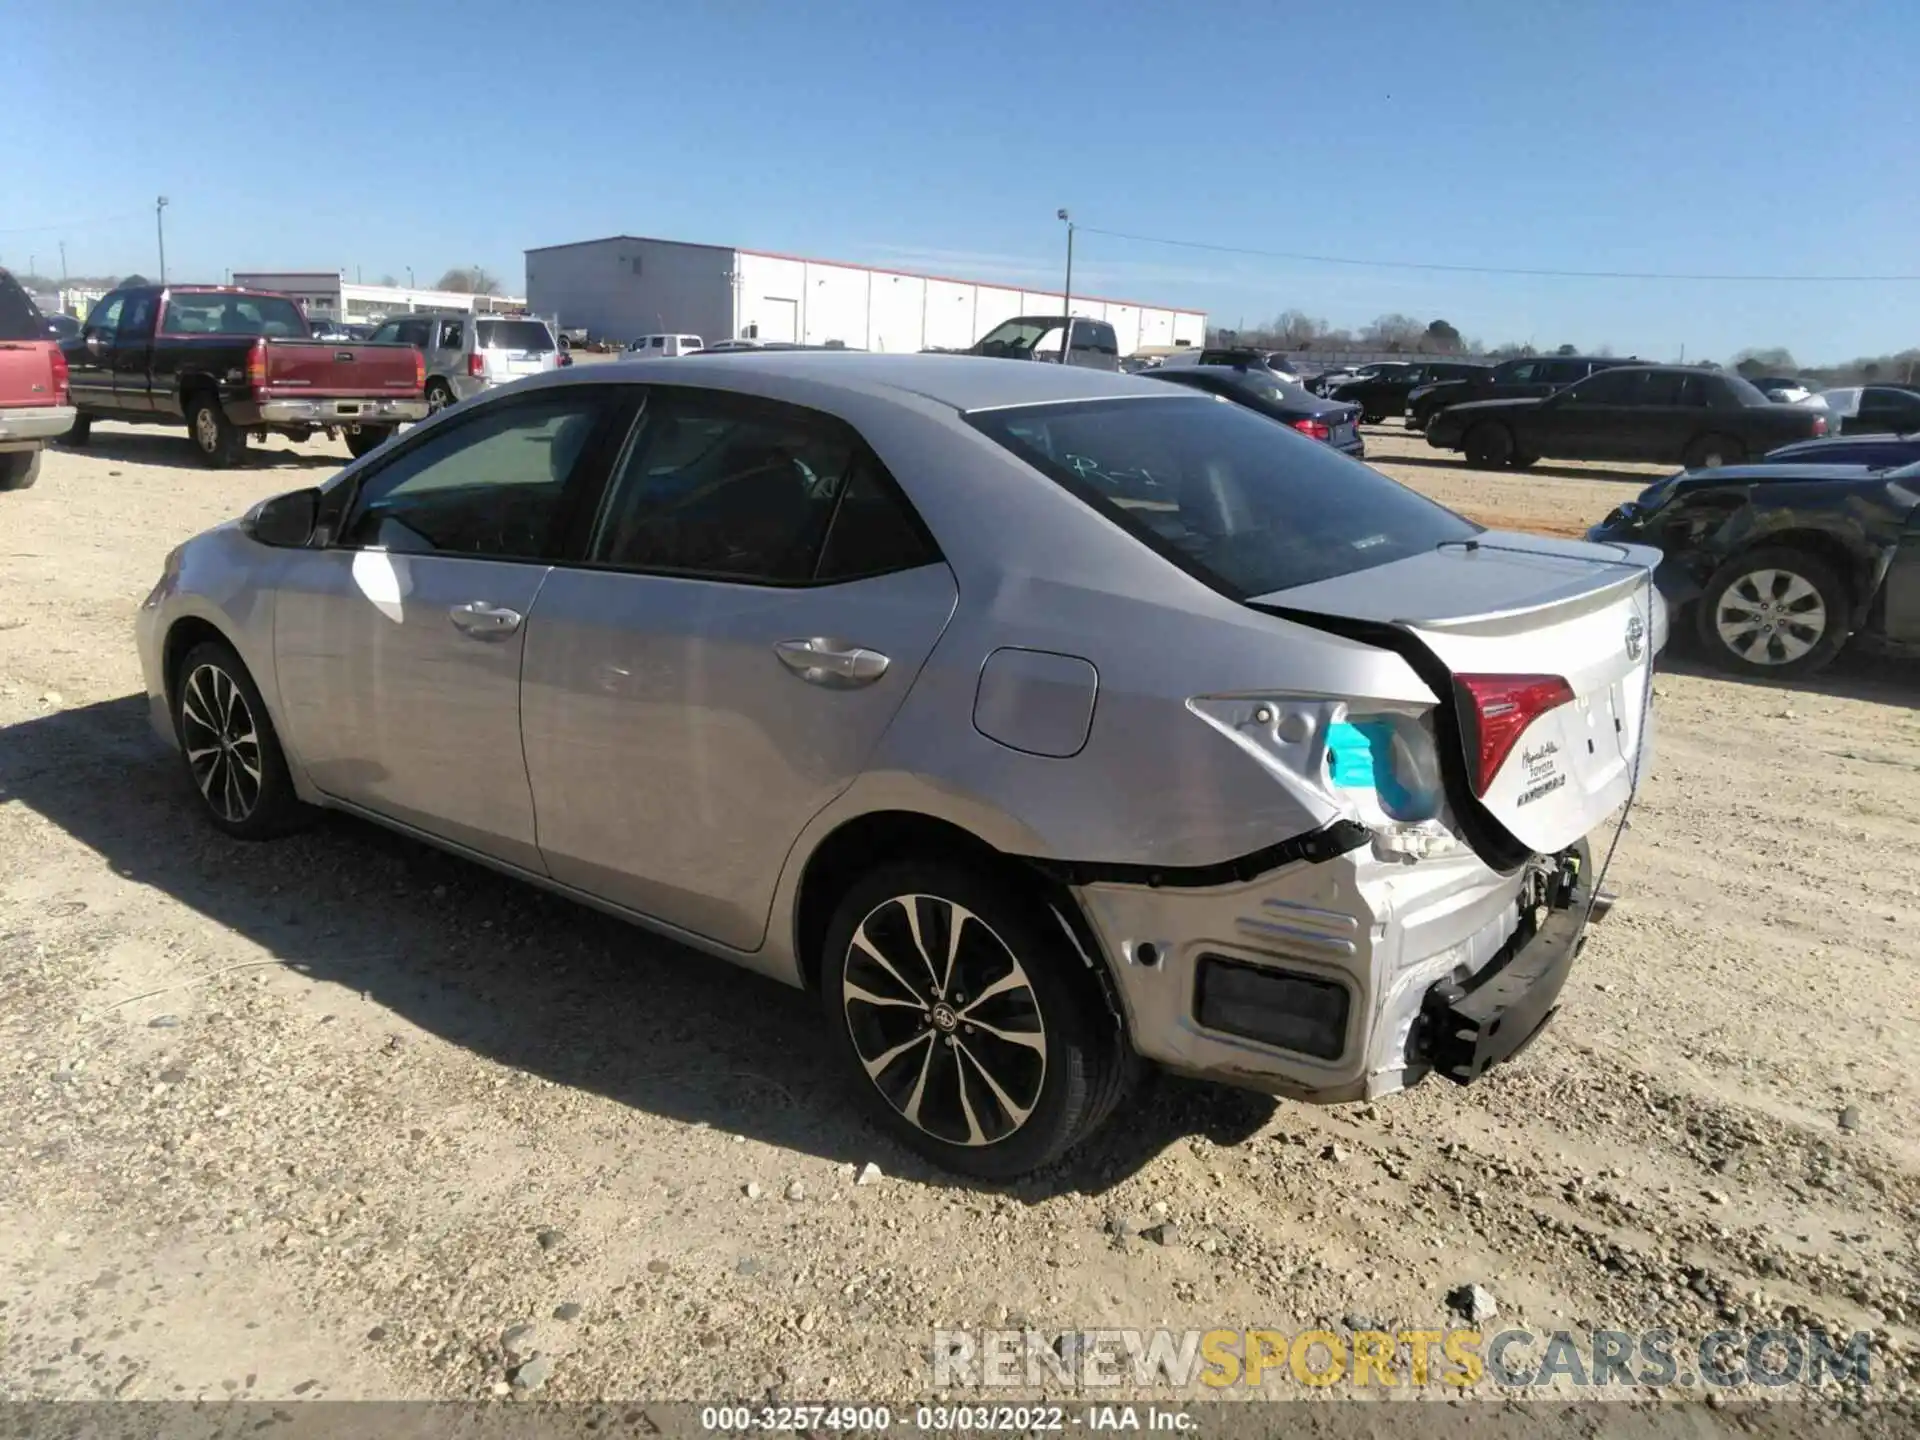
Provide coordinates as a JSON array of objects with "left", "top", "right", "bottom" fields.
[
  {"left": 0, "top": 695, "right": 1273, "bottom": 1200},
  {"left": 1659, "top": 642, "right": 1920, "bottom": 708},
  {"left": 59, "top": 432, "right": 344, "bottom": 473}
]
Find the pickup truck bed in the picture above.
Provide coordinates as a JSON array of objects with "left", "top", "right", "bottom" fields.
[
  {"left": 62, "top": 284, "right": 427, "bottom": 467},
  {"left": 0, "top": 268, "right": 75, "bottom": 491}
]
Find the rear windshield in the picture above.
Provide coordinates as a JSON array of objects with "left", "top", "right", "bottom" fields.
[
  {"left": 477, "top": 320, "right": 555, "bottom": 352},
  {"left": 162, "top": 293, "right": 309, "bottom": 337},
  {"left": 1721, "top": 374, "right": 1772, "bottom": 405},
  {"left": 0, "top": 272, "right": 46, "bottom": 342},
  {"left": 970, "top": 395, "right": 1479, "bottom": 598}
]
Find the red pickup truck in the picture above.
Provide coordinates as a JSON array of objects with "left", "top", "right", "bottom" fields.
[
  {"left": 61, "top": 283, "right": 428, "bottom": 467},
  {"left": 0, "top": 268, "right": 75, "bottom": 491}
]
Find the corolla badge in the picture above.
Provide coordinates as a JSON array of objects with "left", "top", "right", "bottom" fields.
[{"left": 1625, "top": 613, "right": 1646, "bottom": 661}]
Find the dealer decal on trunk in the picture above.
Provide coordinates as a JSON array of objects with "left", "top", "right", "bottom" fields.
[{"left": 1516, "top": 741, "right": 1566, "bottom": 807}]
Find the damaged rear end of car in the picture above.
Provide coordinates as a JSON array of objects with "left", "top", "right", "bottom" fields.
[{"left": 969, "top": 392, "right": 1664, "bottom": 1105}]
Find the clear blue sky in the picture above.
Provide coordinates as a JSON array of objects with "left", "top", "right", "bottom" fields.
[{"left": 9, "top": 0, "right": 1917, "bottom": 364}]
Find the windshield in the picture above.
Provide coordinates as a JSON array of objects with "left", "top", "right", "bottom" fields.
[
  {"left": 477, "top": 319, "right": 556, "bottom": 352},
  {"left": 974, "top": 319, "right": 1058, "bottom": 357},
  {"left": 162, "top": 293, "right": 309, "bottom": 337},
  {"left": 0, "top": 272, "right": 44, "bottom": 341},
  {"left": 970, "top": 395, "right": 1479, "bottom": 597}
]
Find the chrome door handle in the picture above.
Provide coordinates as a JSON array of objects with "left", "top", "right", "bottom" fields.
[
  {"left": 773, "top": 638, "right": 890, "bottom": 688},
  {"left": 447, "top": 600, "right": 524, "bottom": 640}
]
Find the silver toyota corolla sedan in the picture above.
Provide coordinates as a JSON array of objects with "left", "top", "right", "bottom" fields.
[{"left": 136, "top": 354, "right": 1664, "bottom": 1178}]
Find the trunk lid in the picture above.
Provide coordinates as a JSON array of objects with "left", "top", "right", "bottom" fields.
[
  {"left": 1253, "top": 532, "right": 1662, "bottom": 858},
  {"left": 0, "top": 340, "right": 60, "bottom": 409},
  {"left": 265, "top": 340, "right": 422, "bottom": 398}
]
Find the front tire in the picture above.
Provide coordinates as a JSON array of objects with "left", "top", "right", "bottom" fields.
[
  {"left": 1464, "top": 422, "right": 1514, "bottom": 469},
  {"left": 0, "top": 451, "right": 40, "bottom": 491},
  {"left": 187, "top": 395, "right": 248, "bottom": 469},
  {"left": 1695, "top": 548, "right": 1849, "bottom": 677},
  {"left": 345, "top": 426, "right": 392, "bottom": 459},
  {"left": 172, "top": 640, "right": 308, "bottom": 838},
  {"left": 1684, "top": 433, "right": 1744, "bottom": 470},
  {"left": 819, "top": 861, "right": 1123, "bottom": 1180}
]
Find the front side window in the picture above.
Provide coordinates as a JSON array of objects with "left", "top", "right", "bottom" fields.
[
  {"left": 86, "top": 294, "right": 124, "bottom": 334},
  {"left": 120, "top": 291, "right": 159, "bottom": 341},
  {"left": 337, "top": 392, "right": 609, "bottom": 559},
  {"left": 590, "top": 391, "right": 885, "bottom": 584},
  {"left": 1498, "top": 361, "right": 1539, "bottom": 383},
  {"left": 1563, "top": 369, "right": 1643, "bottom": 404},
  {"left": 161, "top": 293, "right": 307, "bottom": 337},
  {"left": 970, "top": 395, "right": 1479, "bottom": 598}
]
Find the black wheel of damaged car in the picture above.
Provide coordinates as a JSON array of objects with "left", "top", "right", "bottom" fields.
[
  {"left": 1696, "top": 547, "right": 1849, "bottom": 678},
  {"left": 820, "top": 860, "right": 1128, "bottom": 1179},
  {"left": 1464, "top": 422, "right": 1513, "bottom": 469},
  {"left": 172, "top": 639, "right": 309, "bottom": 839}
]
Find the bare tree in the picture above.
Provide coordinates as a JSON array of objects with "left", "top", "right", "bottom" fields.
[
  {"left": 435, "top": 267, "right": 502, "bottom": 296},
  {"left": 1360, "top": 313, "right": 1426, "bottom": 352}
]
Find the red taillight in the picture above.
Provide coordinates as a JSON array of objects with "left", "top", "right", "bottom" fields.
[
  {"left": 1290, "top": 418, "right": 1332, "bottom": 442},
  {"left": 1811, "top": 415, "right": 1827, "bottom": 436},
  {"left": 1455, "top": 673, "right": 1575, "bottom": 796},
  {"left": 247, "top": 337, "right": 268, "bottom": 394},
  {"left": 415, "top": 349, "right": 427, "bottom": 391},
  {"left": 48, "top": 345, "right": 69, "bottom": 405},
  {"left": 467, "top": 351, "right": 486, "bottom": 378}
]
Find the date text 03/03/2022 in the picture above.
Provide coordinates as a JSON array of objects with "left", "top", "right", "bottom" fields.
[{"left": 700, "top": 1404, "right": 1195, "bottom": 1432}]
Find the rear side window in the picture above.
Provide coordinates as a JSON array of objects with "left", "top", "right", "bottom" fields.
[
  {"left": 162, "top": 293, "right": 307, "bottom": 337},
  {"left": 0, "top": 272, "right": 43, "bottom": 341},
  {"left": 477, "top": 320, "right": 555, "bottom": 352},
  {"left": 814, "top": 459, "right": 942, "bottom": 582},
  {"left": 970, "top": 395, "right": 1479, "bottom": 598},
  {"left": 437, "top": 318, "right": 464, "bottom": 349},
  {"left": 590, "top": 391, "right": 862, "bottom": 583}
]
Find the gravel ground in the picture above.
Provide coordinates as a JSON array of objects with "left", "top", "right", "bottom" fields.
[{"left": 2, "top": 421, "right": 1918, "bottom": 1427}]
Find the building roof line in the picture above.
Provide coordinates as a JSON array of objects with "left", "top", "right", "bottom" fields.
[{"left": 525, "top": 235, "right": 1205, "bottom": 316}]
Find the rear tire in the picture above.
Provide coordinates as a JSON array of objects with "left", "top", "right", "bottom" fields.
[
  {"left": 172, "top": 640, "right": 309, "bottom": 838},
  {"left": 0, "top": 451, "right": 40, "bottom": 491},
  {"left": 345, "top": 426, "right": 392, "bottom": 459},
  {"left": 63, "top": 414, "right": 92, "bottom": 447},
  {"left": 1695, "top": 547, "right": 1849, "bottom": 678},
  {"left": 425, "top": 380, "right": 456, "bottom": 414},
  {"left": 187, "top": 394, "right": 248, "bottom": 469},
  {"left": 819, "top": 860, "right": 1125, "bottom": 1180},
  {"left": 1684, "top": 433, "right": 1744, "bottom": 470},
  {"left": 1464, "top": 422, "right": 1514, "bottom": 469}
]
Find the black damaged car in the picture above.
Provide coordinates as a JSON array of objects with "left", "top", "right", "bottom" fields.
[{"left": 1587, "top": 457, "right": 1920, "bottom": 677}]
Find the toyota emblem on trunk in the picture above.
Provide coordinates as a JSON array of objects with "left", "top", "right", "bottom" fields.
[{"left": 1625, "top": 613, "right": 1646, "bottom": 661}]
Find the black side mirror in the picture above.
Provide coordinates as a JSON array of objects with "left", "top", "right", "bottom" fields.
[{"left": 242, "top": 488, "right": 320, "bottom": 548}]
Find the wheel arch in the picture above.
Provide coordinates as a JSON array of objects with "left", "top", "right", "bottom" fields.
[
  {"left": 1720, "top": 528, "right": 1874, "bottom": 622},
  {"left": 787, "top": 808, "right": 1121, "bottom": 1025},
  {"left": 161, "top": 613, "right": 237, "bottom": 717}
]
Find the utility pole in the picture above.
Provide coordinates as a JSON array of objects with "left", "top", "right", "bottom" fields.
[
  {"left": 1056, "top": 209, "right": 1074, "bottom": 360},
  {"left": 406, "top": 266, "right": 414, "bottom": 289},
  {"left": 59, "top": 241, "right": 67, "bottom": 288},
  {"left": 155, "top": 196, "right": 170, "bottom": 284}
]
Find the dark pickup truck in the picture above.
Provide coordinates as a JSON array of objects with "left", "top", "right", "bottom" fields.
[
  {"left": 1405, "top": 354, "right": 1636, "bottom": 432},
  {"left": 1428, "top": 364, "right": 1827, "bottom": 470},
  {"left": 61, "top": 283, "right": 427, "bottom": 467}
]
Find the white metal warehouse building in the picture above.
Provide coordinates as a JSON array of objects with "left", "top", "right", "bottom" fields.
[{"left": 524, "top": 235, "right": 1207, "bottom": 356}]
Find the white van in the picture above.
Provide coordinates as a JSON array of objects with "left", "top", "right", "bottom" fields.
[{"left": 627, "top": 334, "right": 705, "bottom": 357}]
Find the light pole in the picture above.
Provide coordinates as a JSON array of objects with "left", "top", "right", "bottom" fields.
[
  {"left": 155, "top": 196, "right": 170, "bottom": 284},
  {"left": 1057, "top": 208, "right": 1075, "bottom": 360},
  {"left": 406, "top": 266, "right": 414, "bottom": 289}
]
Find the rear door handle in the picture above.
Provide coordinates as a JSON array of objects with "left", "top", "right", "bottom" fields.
[
  {"left": 448, "top": 600, "right": 524, "bottom": 640},
  {"left": 773, "top": 638, "right": 890, "bottom": 688}
]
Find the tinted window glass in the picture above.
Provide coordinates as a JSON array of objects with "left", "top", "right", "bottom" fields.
[
  {"left": 477, "top": 319, "right": 554, "bottom": 352},
  {"left": 87, "top": 294, "right": 124, "bottom": 333},
  {"left": 1565, "top": 369, "right": 1643, "bottom": 404},
  {"left": 590, "top": 393, "right": 856, "bottom": 583},
  {"left": 814, "top": 458, "right": 941, "bottom": 582},
  {"left": 121, "top": 292, "right": 159, "bottom": 342},
  {"left": 1640, "top": 372, "right": 1688, "bottom": 405},
  {"left": 971, "top": 395, "right": 1479, "bottom": 598},
  {"left": 1718, "top": 374, "right": 1770, "bottom": 406},
  {"left": 1070, "top": 323, "right": 1118, "bottom": 355},
  {"left": 162, "top": 293, "right": 307, "bottom": 337},
  {"left": 0, "top": 272, "right": 43, "bottom": 341},
  {"left": 435, "top": 318, "right": 464, "bottom": 348},
  {"left": 339, "top": 393, "right": 605, "bottom": 559}
]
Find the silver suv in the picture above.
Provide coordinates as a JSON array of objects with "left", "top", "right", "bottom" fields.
[{"left": 369, "top": 312, "right": 560, "bottom": 412}]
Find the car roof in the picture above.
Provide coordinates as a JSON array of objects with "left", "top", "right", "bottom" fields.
[{"left": 573, "top": 351, "right": 1161, "bottom": 412}]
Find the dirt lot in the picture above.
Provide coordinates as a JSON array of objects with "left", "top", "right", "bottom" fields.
[{"left": 3, "top": 421, "right": 1918, "bottom": 1424}]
